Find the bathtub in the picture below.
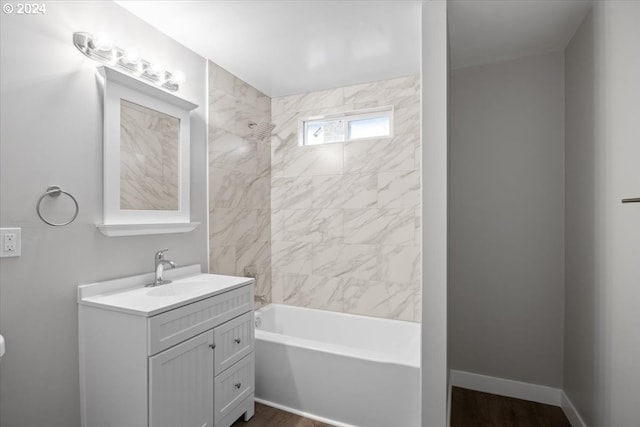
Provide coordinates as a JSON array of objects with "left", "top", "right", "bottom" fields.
[{"left": 254, "top": 304, "right": 420, "bottom": 427}]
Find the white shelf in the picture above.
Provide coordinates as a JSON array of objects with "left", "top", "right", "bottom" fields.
[{"left": 96, "top": 222, "right": 200, "bottom": 237}]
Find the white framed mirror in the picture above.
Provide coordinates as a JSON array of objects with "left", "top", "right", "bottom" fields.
[{"left": 97, "top": 66, "right": 199, "bottom": 236}]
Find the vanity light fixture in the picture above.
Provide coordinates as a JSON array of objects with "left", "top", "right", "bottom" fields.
[{"left": 73, "top": 31, "right": 184, "bottom": 92}]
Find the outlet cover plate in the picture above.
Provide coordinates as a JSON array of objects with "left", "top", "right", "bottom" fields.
[{"left": 1, "top": 228, "right": 21, "bottom": 258}]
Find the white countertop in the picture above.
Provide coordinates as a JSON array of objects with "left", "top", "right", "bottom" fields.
[{"left": 78, "top": 265, "right": 254, "bottom": 317}]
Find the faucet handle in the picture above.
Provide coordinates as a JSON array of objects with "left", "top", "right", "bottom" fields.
[{"left": 155, "top": 249, "right": 169, "bottom": 260}]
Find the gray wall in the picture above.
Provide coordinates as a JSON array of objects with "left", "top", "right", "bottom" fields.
[
  {"left": 564, "top": 3, "right": 640, "bottom": 426},
  {"left": 0, "top": 2, "right": 208, "bottom": 426},
  {"left": 449, "top": 52, "right": 565, "bottom": 388},
  {"left": 563, "top": 9, "right": 596, "bottom": 424}
]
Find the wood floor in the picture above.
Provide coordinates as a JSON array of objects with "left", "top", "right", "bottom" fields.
[
  {"left": 231, "top": 403, "right": 333, "bottom": 427},
  {"left": 450, "top": 387, "right": 571, "bottom": 427},
  {"left": 232, "top": 388, "right": 571, "bottom": 426}
]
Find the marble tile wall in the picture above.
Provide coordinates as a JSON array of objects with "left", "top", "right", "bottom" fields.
[
  {"left": 120, "top": 100, "right": 180, "bottom": 210},
  {"left": 271, "top": 75, "right": 422, "bottom": 322},
  {"left": 208, "top": 61, "right": 272, "bottom": 301}
]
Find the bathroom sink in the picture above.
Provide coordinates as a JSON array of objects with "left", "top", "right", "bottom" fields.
[
  {"left": 146, "top": 280, "right": 214, "bottom": 297},
  {"left": 78, "top": 265, "right": 254, "bottom": 316}
]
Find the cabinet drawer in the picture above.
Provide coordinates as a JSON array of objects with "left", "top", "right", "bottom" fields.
[
  {"left": 148, "top": 285, "right": 252, "bottom": 355},
  {"left": 214, "top": 312, "right": 254, "bottom": 375},
  {"left": 214, "top": 353, "right": 255, "bottom": 423}
]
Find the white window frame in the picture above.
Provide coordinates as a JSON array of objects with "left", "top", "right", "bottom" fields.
[{"left": 298, "top": 105, "right": 394, "bottom": 146}]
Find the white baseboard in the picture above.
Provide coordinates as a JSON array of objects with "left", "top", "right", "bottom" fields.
[
  {"left": 449, "top": 369, "right": 562, "bottom": 406},
  {"left": 561, "top": 391, "right": 588, "bottom": 427},
  {"left": 255, "top": 398, "right": 357, "bottom": 427},
  {"left": 447, "top": 378, "right": 452, "bottom": 426}
]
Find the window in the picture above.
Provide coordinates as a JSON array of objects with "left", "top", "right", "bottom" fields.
[{"left": 300, "top": 106, "right": 393, "bottom": 146}]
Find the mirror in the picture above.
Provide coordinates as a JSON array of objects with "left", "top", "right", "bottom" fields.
[
  {"left": 120, "top": 100, "right": 180, "bottom": 211},
  {"left": 98, "top": 66, "right": 198, "bottom": 236}
]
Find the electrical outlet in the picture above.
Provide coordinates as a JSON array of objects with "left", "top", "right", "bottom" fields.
[{"left": 0, "top": 228, "right": 21, "bottom": 258}]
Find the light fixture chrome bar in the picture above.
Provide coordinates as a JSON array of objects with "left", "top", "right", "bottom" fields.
[{"left": 72, "top": 32, "right": 181, "bottom": 92}]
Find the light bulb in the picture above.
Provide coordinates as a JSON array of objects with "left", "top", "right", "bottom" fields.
[
  {"left": 149, "top": 64, "right": 166, "bottom": 85},
  {"left": 92, "top": 33, "right": 112, "bottom": 51},
  {"left": 172, "top": 70, "right": 186, "bottom": 83},
  {"left": 150, "top": 63, "right": 164, "bottom": 74},
  {"left": 124, "top": 48, "right": 140, "bottom": 63}
]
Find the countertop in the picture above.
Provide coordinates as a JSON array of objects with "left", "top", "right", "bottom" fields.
[{"left": 78, "top": 265, "right": 254, "bottom": 317}]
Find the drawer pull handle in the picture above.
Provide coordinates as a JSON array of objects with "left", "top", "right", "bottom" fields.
[
  {"left": 234, "top": 338, "right": 241, "bottom": 344},
  {"left": 209, "top": 343, "right": 216, "bottom": 349},
  {"left": 234, "top": 382, "right": 242, "bottom": 389}
]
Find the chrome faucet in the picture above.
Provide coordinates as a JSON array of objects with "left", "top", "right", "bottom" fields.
[{"left": 146, "top": 249, "right": 176, "bottom": 287}]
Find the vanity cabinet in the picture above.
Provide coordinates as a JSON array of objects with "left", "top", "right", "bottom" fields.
[{"left": 78, "top": 268, "right": 255, "bottom": 427}]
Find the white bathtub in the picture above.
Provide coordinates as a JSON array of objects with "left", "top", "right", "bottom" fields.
[{"left": 254, "top": 304, "right": 420, "bottom": 427}]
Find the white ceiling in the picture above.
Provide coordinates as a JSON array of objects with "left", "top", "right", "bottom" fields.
[
  {"left": 115, "top": 0, "right": 592, "bottom": 96},
  {"left": 449, "top": 0, "right": 592, "bottom": 70},
  {"left": 115, "top": 1, "right": 422, "bottom": 97}
]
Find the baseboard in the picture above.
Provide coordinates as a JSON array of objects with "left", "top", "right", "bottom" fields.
[
  {"left": 449, "top": 370, "right": 562, "bottom": 406},
  {"left": 447, "top": 378, "right": 452, "bottom": 426},
  {"left": 561, "top": 392, "right": 588, "bottom": 427},
  {"left": 255, "top": 398, "right": 357, "bottom": 427}
]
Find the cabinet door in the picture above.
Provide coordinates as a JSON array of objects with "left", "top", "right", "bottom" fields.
[{"left": 149, "top": 330, "right": 214, "bottom": 427}]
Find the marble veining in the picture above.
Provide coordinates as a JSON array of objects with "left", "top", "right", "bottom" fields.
[
  {"left": 120, "top": 100, "right": 180, "bottom": 210},
  {"left": 280, "top": 275, "right": 345, "bottom": 312},
  {"left": 283, "top": 142, "right": 344, "bottom": 177},
  {"left": 378, "top": 245, "right": 421, "bottom": 284},
  {"left": 283, "top": 209, "right": 343, "bottom": 243},
  {"left": 209, "top": 208, "right": 257, "bottom": 249},
  {"left": 343, "top": 135, "right": 416, "bottom": 174},
  {"left": 270, "top": 75, "right": 422, "bottom": 321},
  {"left": 272, "top": 177, "right": 313, "bottom": 209},
  {"left": 271, "top": 241, "right": 313, "bottom": 276},
  {"left": 311, "top": 243, "right": 379, "bottom": 281},
  {"left": 208, "top": 60, "right": 271, "bottom": 300},
  {"left": 210, "top": 129, "right": 257, "bottom": 175},
  {"left": 343, "top": 279, "right": 415, "bottom": 321},
  {"left": 377, "top": 170, "right": 421, "bottom": 209},
  {"left": 209, "top": 70, "right": 421, "bottom": 322},
  {"left": 311, "top": 174, "right": 378, "bottom": 209},
  {"left": 343, "top": 208, "right": 415, "bottom": 246}
]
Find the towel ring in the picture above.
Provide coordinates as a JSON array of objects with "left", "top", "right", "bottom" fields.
[{"left": 36, "top": 186, "right": 79, "bottom": 227}]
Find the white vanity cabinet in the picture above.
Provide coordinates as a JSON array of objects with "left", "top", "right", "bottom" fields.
[{"left": 78, "top": 266, "right": 255, "bottom": 427}]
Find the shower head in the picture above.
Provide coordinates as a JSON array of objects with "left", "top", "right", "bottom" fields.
[{"left": 247, "top": 121, "right": 275, "bottom": 141}]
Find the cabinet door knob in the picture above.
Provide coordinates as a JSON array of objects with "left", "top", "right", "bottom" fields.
[
  {"left": 234, "top": 338, "right": 241, "bottom": 344},
  {"left": 235, "top": 382, "right": 242, "bottom": 389},
  {"left": 209, "top": 343, "right": 216, "bottom": 349}
]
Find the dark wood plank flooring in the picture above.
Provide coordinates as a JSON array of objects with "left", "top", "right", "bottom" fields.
[
  {"left": 450, "top": 387, "right": 571, "bottom": 427},
  {"left": 233, "top": 388, "right": 571, "bottom": 426},
  {"left": 231, "top": 403, "right": 333, "bottom": 427}
]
